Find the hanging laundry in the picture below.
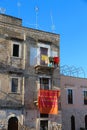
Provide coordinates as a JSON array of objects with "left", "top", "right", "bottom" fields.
[
  {"left": 38, "top": 89, "right": 60, "bottom": 114},
  {"left": 54, "top": 57, "right": 60, "bottom": 64},
  {"left": 41, "top": 55, "right": 48, "bottom": 61},
  {"left": 49, "top": 57, "right": 54, "bottom": 63}
]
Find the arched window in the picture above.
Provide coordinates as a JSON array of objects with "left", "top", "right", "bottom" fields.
[
  {"left": 71, "top": 115, "right": 75, "bottom": 130},
  {"left": 85, "top": 115, "right": 87, "bottom": 129},
  {"left": 8, "top": 117, "right": 18, "bottom": 130}
]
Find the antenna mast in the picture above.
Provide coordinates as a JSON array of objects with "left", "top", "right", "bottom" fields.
[
  {"left": 0, "top": 7, "right": 6, "bottom": 14},
  {"left": 35, "top": 6, "right": 39, "bottom": 29},
  {"left": 50, "top": 12, "right": 55, "bottom": 33},
  {"left": 17, "top": 1, "right": 21, "bottom": 17}
]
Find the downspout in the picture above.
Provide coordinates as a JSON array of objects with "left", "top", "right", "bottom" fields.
[{"left": 22, "top": 33, "right": 26, "bottom": 105}]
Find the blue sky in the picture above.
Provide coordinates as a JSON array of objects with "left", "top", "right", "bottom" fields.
[{"left": 0, "top": 0, "right": 87, "bottom": 77}]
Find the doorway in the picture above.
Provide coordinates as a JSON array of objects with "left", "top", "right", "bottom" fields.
[
  {"left": 85, "top": 115, "right": 87, "bottom": 129},
  {"left": 71, "top": 115, "right": 75, "bottom": 130},
  {"left": 40, "top": 120, "right": 48, "bottom": 130},
  {"left": 8, "top": 117, "right": 18, "bottom": 130}
]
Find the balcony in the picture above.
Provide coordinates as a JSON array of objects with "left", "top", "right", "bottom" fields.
[
  {"left": 34, "top": 65, "right": 54, "bottom": 74},
  {"left": 34, "top": 55, "right": 59, "bottom": 74}
]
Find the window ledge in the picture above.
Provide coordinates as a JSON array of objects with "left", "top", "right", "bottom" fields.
[
  {"left": 10, "top": 56, "right": 22, "bottom": 59},
  {"left": 8, "top": 92, "right": 21, "bottom": 95}
]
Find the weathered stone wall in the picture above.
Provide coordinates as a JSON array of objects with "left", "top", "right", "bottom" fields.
[
  {"left": 0, "top": 39, "right": 25, "bottom": 69},
  {"left": 0, "top": 73, "right": 23, "bottom": 107},
  {"left": 0, "top": 109, "right": 23, "bottom": 130},
  {"left": 24, "top": 110, "right": 62, "bottom": 130},
  {"left": 0, "top": 14, "right": 22, "bottom": 26},
  {"left": 0, "top": 39, "right": 9, "bottom": 64}
]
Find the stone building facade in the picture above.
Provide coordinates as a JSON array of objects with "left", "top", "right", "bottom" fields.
[
  {"left": 61, "top": 75, "right": 87, "bottom": 130},
  {"left": 0, "top": 14, "right": 61, "bottom": 130}
]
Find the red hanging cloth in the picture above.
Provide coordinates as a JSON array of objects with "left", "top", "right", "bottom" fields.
[
  {"left": 54, "top": 57, "right": 60, "bottom": 64},
  {"left": 38, "top": 89, "right": 60, "bottom": 114}
]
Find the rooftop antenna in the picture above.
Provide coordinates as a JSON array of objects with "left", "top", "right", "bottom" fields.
[
  {"left": 50, "top": 12, "right": 55, "bottom": 33},
  {"left": 35, "top": 6, "right": 39, "bottom": 29},
  {"left": 0, "top": 7, "right": 6, "bottom": 14},
  {"left": 17, "top": 1, "right": 21, "bottom": 17},
  {"left": 24, "top": 6, "right": 39, "bottom": 29}
]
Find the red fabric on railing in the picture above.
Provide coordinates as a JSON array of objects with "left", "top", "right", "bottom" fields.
[
  {"left": 54, "top": 57, "right": 60, "bottom": 64},
  {"left": 38, "top": 89, "right": 60, "bottom": 114}
]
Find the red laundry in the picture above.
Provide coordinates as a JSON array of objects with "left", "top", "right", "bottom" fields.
[{"left": 54, "top": 57, "right": 60, "bottom": 64}]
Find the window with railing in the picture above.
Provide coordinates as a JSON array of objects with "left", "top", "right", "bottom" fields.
[{"left": 30, "top": 43, "right": 59, "bottom": 67}]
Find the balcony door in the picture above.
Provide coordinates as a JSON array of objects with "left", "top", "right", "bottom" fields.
[{"left": 40, "top": 47, "right": 48, "bottom": 65}]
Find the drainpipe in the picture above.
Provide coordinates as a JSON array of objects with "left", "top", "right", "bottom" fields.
[{"left": 22, "top": 33, "right": 26, "bottom": 105}]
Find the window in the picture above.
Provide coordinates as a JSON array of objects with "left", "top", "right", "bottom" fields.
[
  {"left": 0, "top": 80, "right": 1, "bottom": 90},
  {"left": 40, "top": 114, "right": 48, "bottom": 118},
  {"left": 13, "top": 44, "right": 19, "bottom": 57},
  {"left": 11, "top": 78, "right": 18, "bottom": 93},
  {"left": 12, "top": 42, "right": 21, "bottom": 57},
  {"left": 84, "top": 91, "right": 87, "bottom": 105},
  {"left": 67, "top": 89, "right": 73, "bottom": 104},
  {"left": 40, "top": 78, "right": 50, "bottom": 90}
]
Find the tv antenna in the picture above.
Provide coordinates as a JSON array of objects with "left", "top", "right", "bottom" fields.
[
  {"left": 50, "top": 12, "right": 55, "bottom": 33},
  {"left": 24, "top": 6, "right": 39, "bottom": 29},
  {"left": 35, "top": 6, "right": 39, "bottom": 29},
  {"left": 0, "top": 7, "right": 6, "bottom": 14},
  {"left": 17, "top": 1, "right": 21, "bottom": 17}
]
